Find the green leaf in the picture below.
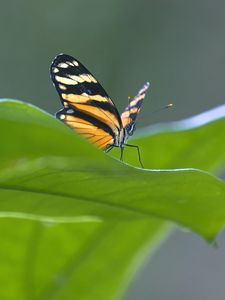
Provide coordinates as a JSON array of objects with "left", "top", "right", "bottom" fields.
[
  {"left": 1, "top": 218, "right": 168, "bottom": 300},
  {"left": 0, "top": 100, "right": 225, "bottom": 300},
  {"left": 109, "top": 104, "right": 225, "bottom": 173},
  {"left": 0, "top": 100, "right": 225, "bottom": 238}
]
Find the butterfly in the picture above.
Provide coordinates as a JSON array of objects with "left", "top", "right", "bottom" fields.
[{"left": 50, "top": 54, "right": 150, "bottom": 167}]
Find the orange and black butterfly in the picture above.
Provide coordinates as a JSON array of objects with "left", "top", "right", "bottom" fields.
[{"left": 50, "top": 54, "right": 149, "bottom": 167}]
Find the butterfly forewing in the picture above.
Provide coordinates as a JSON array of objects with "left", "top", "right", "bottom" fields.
[
  {"left": 51, "top": 54, "right": 105, "bottom": 97},
  {"left": 121, "top": 82, "right": 150, "bottom": 135},
  {"left": 51, "top": 54, "right": 122, "bottom": 150}
]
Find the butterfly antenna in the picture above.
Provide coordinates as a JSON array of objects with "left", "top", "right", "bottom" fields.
[{"left": 151, "top": 103, "right": 173, "bottom": 114}]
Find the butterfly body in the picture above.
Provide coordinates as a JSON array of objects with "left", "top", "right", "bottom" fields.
[{"left": 50, "top": 54, "right": 149, "bottom": 165}]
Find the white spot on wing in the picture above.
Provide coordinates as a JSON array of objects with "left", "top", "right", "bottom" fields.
[
  {"left": 73, "top": 60, "right": 79, "bottom": 66},
  {"left": 55, "top": 75, "right": 76, "bottom": 85},
  {"left": 80, "top": 74, "right": 91, "bottom": 82},
  {"left": 59, "top": 84, "right": 67, "bottom": 90},
  {"left": 52, "top": 67, "right": 59, "bottom": 73},
  {"left": 58, "top": 63, "right": 69, "bottom": 68},
  {"left": 60, "top": 114, "right": 65, "bottom": 120},
  {"left": 69, "top": 75, "right": 84, "bottom": 83},
  {"left": 88, "top": 75, "right": 97, "bottom": 83}
]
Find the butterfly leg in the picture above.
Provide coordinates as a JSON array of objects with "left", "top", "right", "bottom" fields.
[
  {"left": 125, "top": 144, "right": 144, "bottom": 168},
  {"left": 105, "top": 145, "right": 125, "bottom": 164},
  {"left": 105, "top": 145, "right": 114, "bottom": 153},
  {"left": 120, "top": 147, "right": 124, "bottom": 162}
]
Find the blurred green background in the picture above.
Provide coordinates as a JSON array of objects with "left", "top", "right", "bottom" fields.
[{"left": 1, "top": 0, "right": 225, "bottom": 299}]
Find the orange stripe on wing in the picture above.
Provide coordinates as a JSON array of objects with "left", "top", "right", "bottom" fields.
[
  {"left": 63, "top": 115, "right": 114, "bottom": 150},
  {"left": 62, "top": 93, "right": 111, "bottom": 103},
  {"left": 72, "top": 103, "right": 121, "bottom": 130}
]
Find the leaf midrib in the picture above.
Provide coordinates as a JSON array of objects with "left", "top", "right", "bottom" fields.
[{"left": 0, "top": 184, "right": 168, "bottom": 222}]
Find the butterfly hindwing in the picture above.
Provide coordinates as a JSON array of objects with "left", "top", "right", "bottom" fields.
[
  {"left": 56, "top": 107, "right": 114, "bottom": 149},
  {"left": 50, "top": 54, "right": 123, "bottom": 150}
]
